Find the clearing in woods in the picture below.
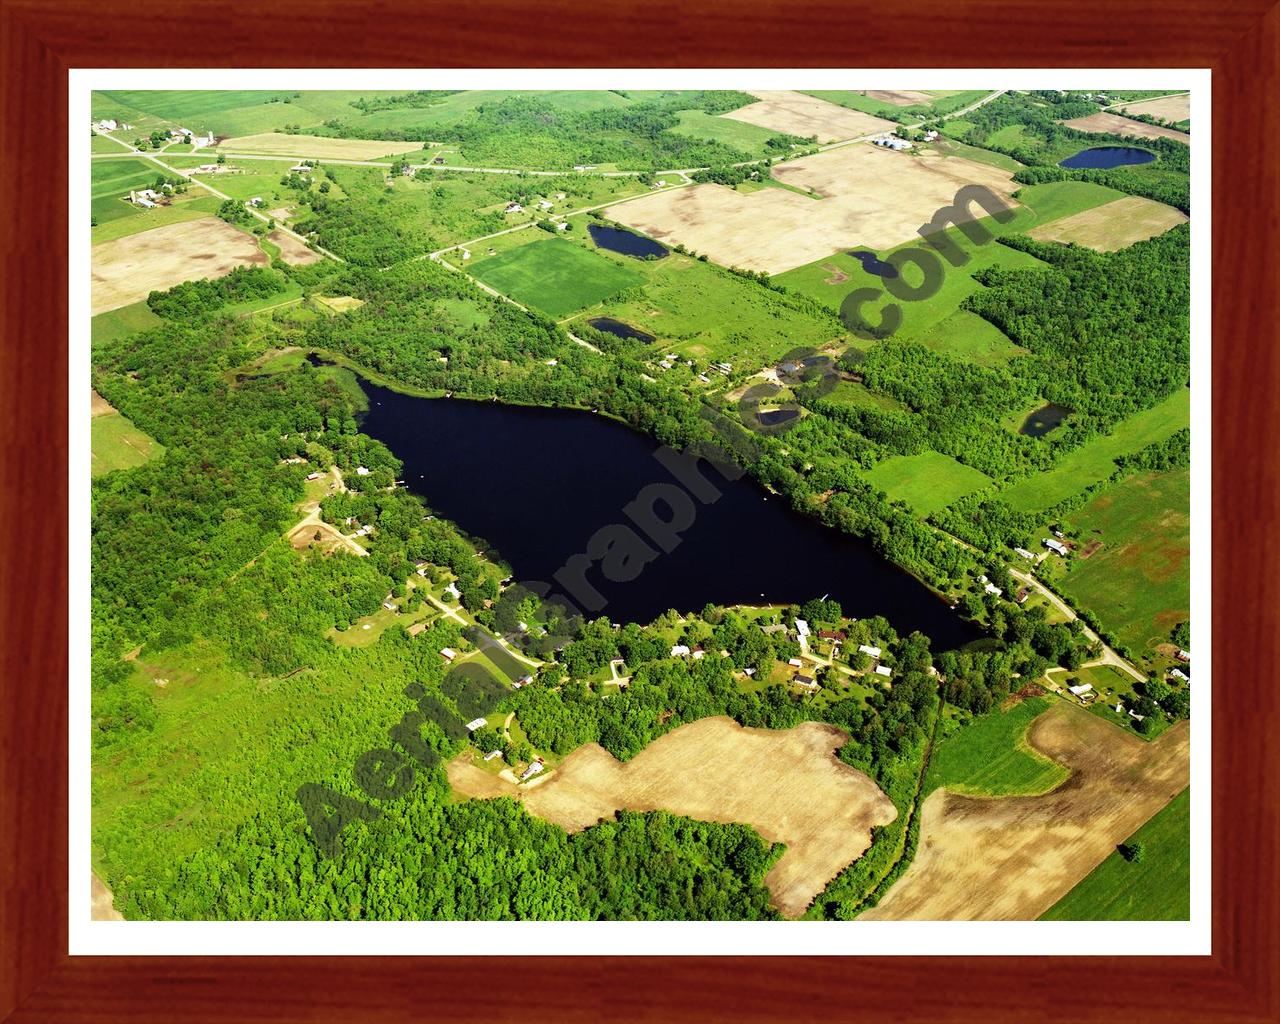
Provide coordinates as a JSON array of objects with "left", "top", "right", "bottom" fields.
[
  {"left": 92, "top": 218, "right": 269, "bottom": 315},
  {"left": 216, "top": 133, "right": 426, "bottom": 160},
  {"left": 861, "top": 702, "right": 1189, "bottom": 920},
  {"left": 267, "top": 229, "right": 323, "bottom": 265},
  {"left": 1113, "top": 94, "right": 1191, "bottom": 123},
  {"left": 468, "top": 236, "right": 645, "bottom": 317},
  {"left": 862, "top": 451, "right": 994, "bottom": 516},
  {"left": 91, "top": 390, "right": 163, "bottom": 476},
  {"left": 603, "top": 144, "right": 1020, "bottom": 275},
  {"left": 1059, "top": 111, "right": 1190, "bottom": 145},
  {"left": 721, "top": 90, "right": 898, "bottom": 143},
  {"left": 1028, "top": 195, "right": 1188, "bottom": 252},
  {"left": 447, "top": 716, "right": 897, "bottom": 918}
]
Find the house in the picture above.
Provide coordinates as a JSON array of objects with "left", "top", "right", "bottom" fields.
[
  {"left": 289, "top": 163, "right": 312, "bottom": 173},
  {"left": 1016, "top": 588, "right": 1030, "bottom": 604},
  {"left": 505, "top": 202, "right": 524, "bottom": 213},
  {"left": 818, "top": 629, "right": 846, "bottom": 642},
  {"left": 874, "top": 665, "right": 893, "bottom": 678},
  {"left": 761, "top": 623, "right": 787, "bottom": 635},
  {"left": 192, "top": 132, "right": 215, "bottom": 149},
  {"left": 538, "top": 199, "right": 553, "bottom": 210},
  {"left": 1128, "top": 709, "right": 1146, "bottom": 723},
  {"left": 415, "top": 561, "right": 430, "bottom": 576},
  {"left": 383, "top": 600, "right": 397, "bottom": 611},
  {"left": 444, "top": 583, "right": 461, "bottom": 599},
  {"left": 858, "top": 644, "right": 882, "bottom": 659},
  {"left": 923, "top": 129, "right": 940, "bottom": 141},
  {"left": 305, "top": 471, "right": 322, "bottom": 481},
  {"left": 795, "top": 674, "right": 818, "bottom": 691},
  {"left": 1169, "top": 668, "right": 1190, "bottom": 682},
  {"left": 355, "top": 466, "right": 371, "bottom": 476},
  {"left": 691, "top": 646, "right": 705, "bottom": 660},
  {"left": 95, "top": 118, "right": 117, "bottom": 131},
  {"left": 670, "top": 645, "right": 691, "bottom": 658},
  {"left": 787, "top": 657, "right": 804, "bottom": 668},
  {"left": 697, "top": 373, "right": 710, "bottom": 383},
  {"left": 483, "top": 750, "right": 503, "bottom": 762},
  {"left": 519, "top": 759, "right": 545, "bottom": 781},
  {"left": 439, "top": 647, "right": 457, "bottom": 661},
  {"left": 1044, "top": 538, "right": 1070, "bottom": 556},
  {"left": 128, "top": 190, "right": 156, "bottom": 209},
  {"left": 1115, "top": 702, "right": 1124, "bottom": 714},
  {"left": 516, "top": 674, "right": 534, "bottom": 688},
  {"left": 248, "top": 197, "right": 263, "bottom": 207},
  {"left": 1053, "top": 529, "right": 1065, "bottom": 539},
  {"left": 464, "top": 717, "right": 487, "bottom": 733},
  {"left": 1068, "top": 682, "right": 1093, "bottom": 697},
  {"left": 460, "top": 249, "right": 471, "bottom": 260},
  {"left": 1177, "top": 649, "right": 1191, "bottom": 662},
  {"left": 743, "top": 668, "right": 756, "bottom": 677},
  {"left": 795, "top": 618, "right": 811, "bottom": 638},
  {"left": 1014, "top": 547, "right": 1035, "bottom": 560},
  {"left": 554, "top": 192, "right": 567, "bottom": 200},
  {"left": 554, "top": 221, "right": 569, "bottom": 231},
  {"left": 984, "top": 582, "right": 1003, "bottom": 597},
  {"left": 433, "top": 156, "right": 445, "bottom": 164}
]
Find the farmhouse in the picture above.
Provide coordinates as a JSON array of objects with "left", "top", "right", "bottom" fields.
[
  {"left": 538, "top": 199, "right": 554, "bottom": 210},
  {"left": 1068, "top": 683, "right": 1093, "bottom": 697},
  {"left": 127, "top": 190, "right": 157, "bottom": 209},
  {"left": 96, "top": 118, "right": 118, "bottom": 131},
  {"left": 445, "top": 582, "right": 461, "bottom": 599},
  {"left": 289, "top": 163, "right": 312, "bottom": 173},
  {"left": 858, "top": 644, "right": 882, "bottom": 659},
  {"left": 795, "top": 674, "right": 818, "bottom": 691},
  {"left": 519, "top": 759, "right": 545, "bottom": 781},
  {"left": 1044, "top": 538, "right": 1070, "bottom": 556},
  {"left": 382, "top": 600, "right": 396, "bottom": 611},
  {"left": 818, "top": 629, "right": 846, "bottom": 642},
  {"left": 439, "top": 647, "right": 457, "bottom": 661}
]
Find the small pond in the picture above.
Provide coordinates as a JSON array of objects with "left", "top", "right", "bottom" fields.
[
  {"left": 1058, "top": 146, "right": 1156, "bottom": 170},
  {"left": 588, "top": 316, "right": 656, "bottom": 344},
  {"left": 756, "top": 408, "right": 800, "bottom": 426},
  {"left": 1019, "top": 403, "right": 1071, "bottom": 437},
  {"left": 588, "top": 223, "right": 669, "bottom": 259},
  {"left": 849, "top": 250, "right": 898, "bottom": 278}
]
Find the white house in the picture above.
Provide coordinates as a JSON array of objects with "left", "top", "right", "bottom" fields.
[
  {"left": 1170, "top": 668, "right": 1190, "bottom": 682},
  {"left": 465, "top": 717, "right": 487, "bottom": 733},
  {"left": 670, "top": 645, "right": 691, "bottom": 658},
  {"left": 874, "top": 665, "right": 893, "bottom": 678},
  {"left": 1044, "top": 538, "right": 1070, "bottom": 556},
  {"left": 505, "top": 202, "right": 524, "bottom": 213},
  {"left": 795, "top": 675, "right": 818, "bottom": 690},
  {"left": 289, "top": 163, "right": 312, "bottom": 173},
  {"left": 1177, "top": 649, "right": 1191, "bottom": 662},
  {"left": 984, "top": 582, "right": 1003, "bottom": 597},
  {"left": 787, "top": 657, "right": 804, "bottom": 668},
  {"left": 305, "top": 471, "right": 322, "bottom": 481},
  {"left": 520, "top": 760, "right": 545, "bottom": 781},
  {"left": 483, "top": 750, "right": 503, "bottom": 762},
  {"left": 691, "top": 647, "right": 705, "bottom": 660},
  {"left": 538, "top": 199, "right": 553, "bottom": 210},
  {"left": 439, "top": 647, "right": 457, "bottom": 661},
  {"left": 355, "top": 466, "right": 371, "bottom": 476},
  {"left": 858, "top": 644, "right": 882, "bottom": 659},
  {"left": 923, "top": 129, "right": 940, "bottom": 141},
  {"left": 95, "top": 118, "right": 117, "bottom": 131},
  {"left": 192, "top": 132, "right": 215, "bottom": 149},
  {"left": 795, "top": 618, "right": 811, "bottom": 638},
  {"left": 445, "top": 583, "right": 461, "bottom": 599},
  {"left": 1068, "top": 683, "right": 1093, "bottom": 696},
  {"left": 1014, "top": 547, "right": 1035, "bottom": 560}
]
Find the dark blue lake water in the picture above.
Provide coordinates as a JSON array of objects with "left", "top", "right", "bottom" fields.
[
  {"left": 849, "top": 251, "right": 898, "bottom": 278},
  {"left": 588, "top": 317, "right": 656, "bottom": 344},
  {"left": 1059, "top": 146, "right": 1156, "bottom": 169},
  {"left": 354, "top": 378, "right": 977, "bottom": 649},
  {"left": 588, "top": 223, "right": 669, "bottom": 259}
]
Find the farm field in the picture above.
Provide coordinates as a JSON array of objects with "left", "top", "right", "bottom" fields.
[
  {"left": 915, "top": 311, "right": 1029, "bottom": 368},
  {"left": 927, "top": 696, "right": 1069, "bottom": 797},
  {"left": 447, "top": 716, "right": 897, "bottom": 918},
  {"left": 468, "top": 237, "right": 645, "bottom": 317},
  {"left": 91, "top": 193, "right": 224, "bottom": 245},
  {"left": 1041, "top": 787, "right": 1190, "bottom": 920},
  {"left": 1000, "top": 388, "right": 1191, "bottom": 512},
  {"left": 722, "top": 90, "right": 898, "bottom": 143},
  {"left": 91, "top": 218, "right": 269, "bottom": 315},
  {"left": 928, "top": 136, "right": 1023, "bottom": 172},
  {"left": 93, "top": 90, "right": 404, "bottom": 138},
  {"left": 1060, "top": 111, "right": 1190, "bottom": 145},
  {"left": 863, "top": 451, "right": 994, "bottom": 516},
  {"left": 1112, "top": 94, "right": 1191, "bottom": 123},
  {"left": 862, "top": 701, "right": 1189, "bottom": 920},
  {"left": 668, "top": 110, "right": 791, "bottom": 155},
  {"left": 1059, "top": 469, "right": 1190, "bottom": 656},
  {"left": 166, "top": 157, "right": 300, "bottom": 202},
  {"left": 1028, "top": 195, "right": 1188, "bottom": 251},
  {"left": 91, "top": 390, "right": 163, "bottom": 476},
  {"left": 803, "top": 89, "right": 991, "bottom": 119},
  {"left": 91, "top": 300, "right": 162, "bottom": 346},
  {"left": 570, "top": 246, "right": 842, "bottom": 367},
  {"left": 91, "top": 157, "right": 169, "bottom": 225},
  {"left": 605, "top": 144, "right": 1021, "bottom": 275},
  {"left": 216, "top": 133, "right": 424, "bottom": 160},
  {"left": 267, "top": 230, "right": 323, "bottom": 265}
]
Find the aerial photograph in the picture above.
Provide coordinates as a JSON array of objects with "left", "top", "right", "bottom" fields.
[{"left": 87, "top": 85, "right": 1192, "bottom": 924}]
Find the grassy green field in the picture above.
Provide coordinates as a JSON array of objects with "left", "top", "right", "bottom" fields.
[
  {"left": 771, "top": 181, "right": 1122, "bottom": 367},
  {"left": 90, "top": 157, "right": 168, "bottom": 225},
  {"left": 926, "top": 695, "right": 1068, "bottom": 797},
  {"left": 863, "top": 451, "right": 994, "bottom": 516},
  {"left": 929, "top": 136, "right": 1024, "bottom": 172},
  {"left": 568, "top": 237, "right": 842, "bottom": 367},
  {"left": 1041, "top": 788, "right": 1190, "bottom": 920},
  {"left": 91, "top": 300, "right": 163, "bottom": 346},
  {"left": 469, "top": 236, "right": 645, "bottom": 317},
  {"left": 801, "top": 89, "right": 990, "bottom": 119},
  {"left": 92, "top": 407, "right": 164, "bottom": 476},
  {"left": 822, "top": 380, "right": 904, "bottom": 412},
  {"left": 668, "top": 110, "right": 787, "bottom": 155},
  {"left": 1000, "top": 389, "right": 1191, "bottom": 512},
  {"left": 165, "top": 157, "right": 299, "bottom": 203},
  {"left": 1059, "top": 469, "right": 1190, "bottom": 655},
  {"left": 94, "top": 90, "right": 405, "bottom": 138}
]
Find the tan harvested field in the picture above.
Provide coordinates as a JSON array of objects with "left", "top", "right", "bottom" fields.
[
  {"left": 722, "top": 90, "right": 898, "bottom": 143},
  {"left": 1028, "top": 195, "right": 1188, "bottom": 252},
  {"left": 1060, "top": 111, "right": 1190, "bottom": 144},
  {"left": 448, "top": 716, "right": 896, "bottom": 918},
  {"left": 864, "top": 90, "right": 935, "bottom": 106},
  {"left": 91, "top": 389, "right": 115, "bottom": 418},
  {"left": 92, "top": 218, "right": 268, "bottom": 315},
  {"left": 604, "top": 144, "right": 1020, "bottom": 275},
  {"left": 268, "top": 229, "right": 323, "bottom": 266},
  {"left": 216, "top": 133, "right": 425, "bottom": 160},
  {"left": 1114, "top": 94, "right": 1191, "bottom": 123},
  {"left": 862, "top": 703, "right": 1190, "bottom": 921}
]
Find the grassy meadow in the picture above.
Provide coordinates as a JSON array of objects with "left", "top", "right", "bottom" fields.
[
  {"left": 469, "top": 237, "right": 645, "bottom": 317},
  {"left": 863, "top": 451, "right": 994, "bottom": 516},
  {"left": 92, "top": 406, "right": 164, "bottom": 477},
  {"left": 926, "top": 695, "right": 1068, "bottom": 797}
]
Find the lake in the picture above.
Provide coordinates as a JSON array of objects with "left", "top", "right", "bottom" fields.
[
  {"left": 355, "top": 377, "right": 978, "bottom": 649},
  {"left": 1019, "top": 403, "right": 1071, "bottom": 437},
  {"left": 849, "top": 251, "right": 898, "bottom": 278},
  {"left": 1058, "top": 146, "right": 1156, "bottom": 169},
  {"left": 588, "top": 223, "right": 669, "bottom": 259},
  {"left": 588, "top": 317, "right": 656, "bottom": 344}
]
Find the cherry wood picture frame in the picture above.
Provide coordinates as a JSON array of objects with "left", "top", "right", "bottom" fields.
[{"left": 2, "top": 0, "right": 1276, "bottom": 1020}]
